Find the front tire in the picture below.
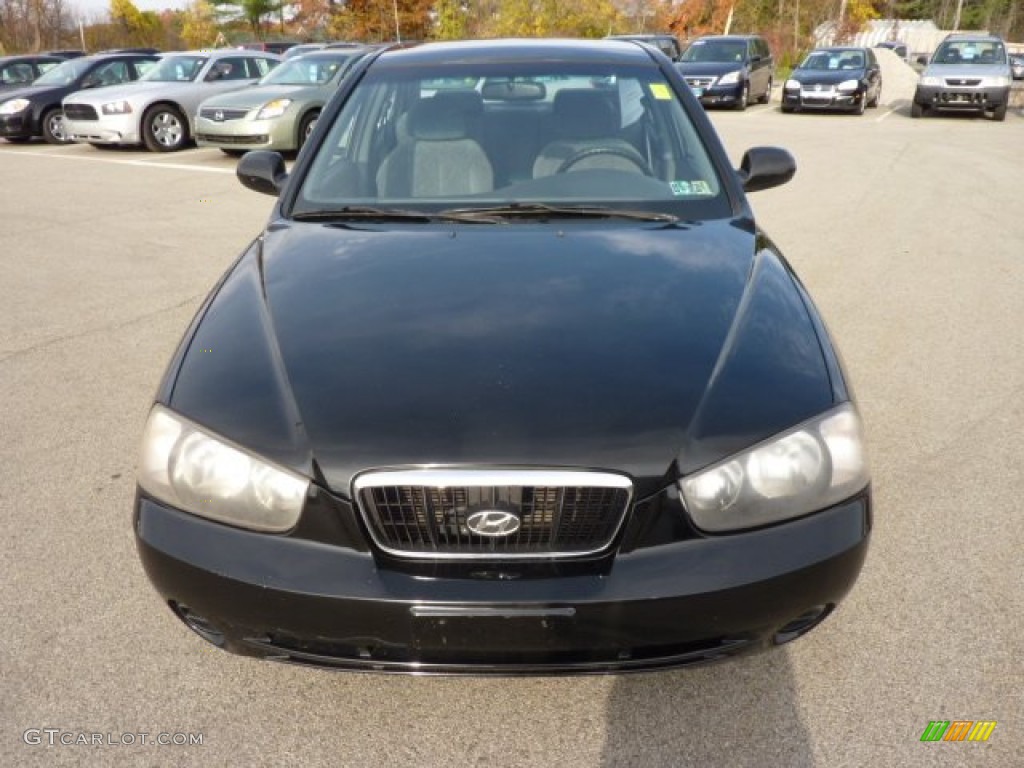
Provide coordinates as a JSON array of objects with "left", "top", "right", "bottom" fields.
[
  {"left": 758, "top": 78, "right": 772, "bottom": 104},
  {"left": 854, "top": 94, "right": 866, "bottom": 116},
  {"left": 868, "top": 82, "right": 881, "bottom": 108},
  {"left": 220, "top": 148, "right": 245, "bottom": 157},
  {"left": 297, "top": 110, "right": 320, "bottom": 151},
  {"left": 911, "top": 101, "right": 924, "bottom": 118},
  {"left": 41, "top": 108, "right": 71, "bottom": 144},
  {"left": 992, "top": 102, "right": 1007, "bottom": 121},
  {"left": 735, "top": 82, "right": 749, "bottom": 111},
  {"left": 142, "top": 104, "right": 189, "bottom": 152}
]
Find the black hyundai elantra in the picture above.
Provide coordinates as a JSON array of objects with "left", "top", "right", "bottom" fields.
[{"left": 135, "top": 39, "right": 871, "bottom": 674}]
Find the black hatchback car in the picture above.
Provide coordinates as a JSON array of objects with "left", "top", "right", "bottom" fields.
[
  {"left": 136, "top": 39, "right": 871, "bottom": 674},
  {"left": 0, "top": 52, "right": 157, "bottom": 144},
  {"left": 782, "top": 47, "right": 882, "bottom": 114}
]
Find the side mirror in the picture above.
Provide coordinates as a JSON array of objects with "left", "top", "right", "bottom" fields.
[
  {"left": 916, "top": 55, "right": 928, "bottom": 66},
  {"left": 737, "top": 147, "right": 796, "bottom": 193},
  {"left": 237, "top": 150, "right": 288, "bottom": 196},
  {"left": 81, "top": 76, "right": 99, "bottom": 89}
]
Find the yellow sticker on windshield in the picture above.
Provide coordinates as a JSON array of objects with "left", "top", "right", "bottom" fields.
[{"left": 650, "top": 82, "right": 673, "bottom": 100}]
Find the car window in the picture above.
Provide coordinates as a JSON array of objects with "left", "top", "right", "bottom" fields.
[
  {"left": 142, "top": 55, "right": 207, "bottom": 82},
  {"left": 133, "top": 59, "right": 158, "bottom": 77},
  {"left": 37, "top": 61, "right": 60, "bottom": 75},
  {"left": 33, "top": 58, "right": 87, "bottom": 85},
  {"left": 1, "top": 62, "right": 35, "bottom": 84},
  {"left": 248, "top": 57, "right": 278, "bottom": 78},
  {"left": 260, "top": 55, "right": 346, "bottom": 85},
  {"left": 296, "top": 59, "right": 727, "bottom": 219},
  {"left": 679, "top": 40, "right": 747, "bottom": 63},
  {"left": 91, "top": 60, "right": 131, "bottom": 86}
]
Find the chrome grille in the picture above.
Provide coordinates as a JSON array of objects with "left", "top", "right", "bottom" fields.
[
  {"left": 199, "top": 107, "right": 249, "bottom": 121},
  {"left": 685, "top": 77, "right": 715, "bottom": 89},
  {"left": 354, "top": 470, "right": 632, "bottom": 559},
  {"left": 63, "top": 104, "right": 98, "bottom": 121}
]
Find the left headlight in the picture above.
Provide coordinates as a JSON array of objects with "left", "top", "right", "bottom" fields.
[
  {"left": 101, "top": 100, "right": 133, "bottom": 115},
  {"left": 679, "top": 403, "right": 869, "bottom": 533},
  {"left": 837, "top": 79, "right": 860, "bottom": 92},
  {"left": 256, "top": 98, "right": 292, "bottom": 120},
  {"left": 921, "top": 75, "right": 942, "bottom": 86},
  {"left": 718, "top": 70, "right": 742, "bottom": 85},
  {"left": 0, "top": 98, "right": 30, "bottom": 115},
  {"left": 138, "top": 405, "right": 309, "bottom": 532},
  {"left": 979, "top": 75, "right": 1010, "bottom": 87}
]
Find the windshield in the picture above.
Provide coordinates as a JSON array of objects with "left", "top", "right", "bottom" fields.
[
  {"left": 33, "top": 58, "right": 88, "bottom": 86},
  {"left": 141, "top": 56, "right": 207, "bottom": 83},
  {"left": 932, "top": 39, "right": 1006, "bottom": 65},
  {"left": 799, "top": 50, "right": 865, "bottom": 70},
  {"left": 295, "top": 58, "right": 727, "bottom": 220},
  {"left": 260, "top": 54, "right": 355, "bottom": 86},
  {"left": 679, "top": 40, "right": 747, "bottom": 64}
]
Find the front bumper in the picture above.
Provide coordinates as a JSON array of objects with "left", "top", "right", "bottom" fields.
[
  {"left": 914, "top": 84, "right": 1010, "bottom": 112},
  {"left": 64, "top": 112, "right": 140, "bottom": 145},
  {"left": 0, "top": 112, "right": 32, "bottom": 139},
  {"left": 194, "top": 114, "right": 286, "bottom": 151},
  {"left": 782, "top": 88, "right": 864, "bottom": 111},
  {"left": 136, "top": 489, "right": 871, "bottom": 675},
  {"left": 692, "top": 83, "right": 743, "bottom": 106}
]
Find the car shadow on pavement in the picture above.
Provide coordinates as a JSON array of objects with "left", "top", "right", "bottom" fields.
[{"left": 600, "top": 648, "right": 811, "bottom": 767}]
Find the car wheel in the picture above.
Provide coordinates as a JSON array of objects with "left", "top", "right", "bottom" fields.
[
  {"left": 868, "top": 83, "right": 881, "bottom": 108},
  {"left": 220, "top": 148, "right": 246, "bottom": 157},
  {"left": 992, "top": 102, "right": 1007, "bottom": 122},
  {"left": 781, "top": 104, "right": 795, "bottom": 114},
  {"left": 758, "top": 78, "right": 772, "bottom": 104},
  {"left": 911, "top": 101, "right": 924, "bottom": 118},
  {"left": 854, "top": 94, "right": 866, "bottom": 116},
  {"left": 735, "top": 82, "right": 749, "bottom": 111},
  {"left": 143, "top": 104, "right": 189, "bottom": 152},
  {"left": 298, "top": 110, "right": 320, "bottom": 151},
  {"left": 41, "top": 108, "right": 71, "bottom": 145}
]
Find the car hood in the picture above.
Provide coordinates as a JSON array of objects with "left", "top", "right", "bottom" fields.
[
  {"left": 65, "top": 80, "right": 192, "bottom": 105},
  {"left": 791, "top": 69, "right": 866, "bottom": 85},
  {"left": 200, "top": 84, "right": 320, "bottom": 110},
  {"left": 0, "top": 83, "right": 67, "bottom": 102},
  {"left": 675, "top": 62, "right": 747, "bottom": 77},
  {"left": 166, "top": 219, "right": 835, "bottom": 499}
]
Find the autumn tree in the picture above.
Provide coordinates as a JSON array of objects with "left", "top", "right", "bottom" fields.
[
  {"left": 330, "top": 0, "right": 433, "bottom": 42},
  {"left": 110, "top": 0, "right": 164, "bottom": 46},
  {"left": 180, "top": 0, "right": 219, "bottom": 47}
]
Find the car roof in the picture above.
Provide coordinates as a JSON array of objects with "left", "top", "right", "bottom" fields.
[
  {"left": 942, "top": 33, "right": 1003, "bottom": 42},
  {"left": 374, "top": 38, "right": 657, "bottom": 67},
  {"left": 164, "top": 49, "right": 282, "bottom": 60},
  {"left": 291, "top": 48, "right": 370, "bottom": 60},
  {"left": 812, "top": 46, "right": 868, "bottom": 53},
  {"left": 692, "top": 34, "right": 762, "bottom": 41}
]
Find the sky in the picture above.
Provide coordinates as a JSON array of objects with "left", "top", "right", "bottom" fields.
[{"left": 75, "top": 0, "right": 189, "bottom": 20}]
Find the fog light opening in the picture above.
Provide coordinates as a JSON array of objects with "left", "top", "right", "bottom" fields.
[
  {"left": 171, "top": 602, "right": 226, "bottom": 647},
  {"left": 773, "top": 604, "right": 833, "bottom": 646}
]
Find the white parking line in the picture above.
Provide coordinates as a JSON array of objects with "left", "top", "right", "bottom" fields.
[
  {"left": 875, "top": 107, "right": 897, "bottom": 122},
  {"left": 0, "top": 148, "right": 235, "bottom": 174}
]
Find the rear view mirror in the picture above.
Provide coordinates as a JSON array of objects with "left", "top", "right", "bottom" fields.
[
  {"left": 237, "top": 151, "right": 288, "bottom": 196},
  {"left": 737, "top": 147, "right": 796, "bottom": 193},
  {"left": 480, "top": 80, "right": 546, "bottom": 101}
]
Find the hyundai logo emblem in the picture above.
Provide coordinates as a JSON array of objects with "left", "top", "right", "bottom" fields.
[
  {"left": 466, "top": 509, "right": 521, "bottom": 537},
  {"left": 214, "top": 110, "right": 224, "bottom": 122}
]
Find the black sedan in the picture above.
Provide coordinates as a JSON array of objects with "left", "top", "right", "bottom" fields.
[
  {"left": 0, "top": 54, "right": 64, "bottom": 94},
  {"left": 136, "top": 39, "right": 871, "bottom": 675},
  {"left": 0, "top": 52, "right": 157, "bottom": 144},
  {"left": 782, "top": 47, "right": 882, "bottom": 114}
]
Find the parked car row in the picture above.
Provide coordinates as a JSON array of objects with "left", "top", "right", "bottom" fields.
[{"left": 0, "top": 45, "right": 374, "bottom": 151}]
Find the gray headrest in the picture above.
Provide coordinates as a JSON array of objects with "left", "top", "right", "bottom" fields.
[
  {"left": 407, "top": 91, "right": 483, "bottom": 141},
  {"left": 552, "top": 89, "right": 619, "bottom": 140}
]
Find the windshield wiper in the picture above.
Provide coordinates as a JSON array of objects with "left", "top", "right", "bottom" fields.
[
  {"left": 292, "top": 206, "right": 435, "bottom": 222},
  {"left": 291, "top": 206, "right": 510, "bottom": 225},
  {"left": 439, "top": 202, "right": 679, "bottom": 223}
]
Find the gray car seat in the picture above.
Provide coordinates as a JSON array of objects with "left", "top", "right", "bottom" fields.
[{"left": 532, "top": 89, "right": 647, "bottom": 178}]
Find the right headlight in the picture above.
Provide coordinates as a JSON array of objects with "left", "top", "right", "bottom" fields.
[
  {"left": 718, "top": 70, "right": 742, "bottom": 85},
  {"left": 0, "top": 98, "right": 29, "bottom": 115},
  {"left": 921, "top": 76, "right": 942, "bottom": 86},
  {"left": 784, "top": 79, "right": 801, "bottom": 90},
  {"left": 679, "top": 403, "right": 868, "bottom": 532},
  {"left": 138, "top": 404, "right": 309, "bottom": 532}
]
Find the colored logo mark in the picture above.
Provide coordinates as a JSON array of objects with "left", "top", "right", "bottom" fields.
[{"left": 920, "top": 720, "right": 996, "bottom": 742}]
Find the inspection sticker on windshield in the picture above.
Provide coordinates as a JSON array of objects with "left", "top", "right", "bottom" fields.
[
  {"left": 670, "top": 180, "right": 713, "bottom": 196},
  {"left": 649, "top": 82, "right": 673, "bottom": 100}
]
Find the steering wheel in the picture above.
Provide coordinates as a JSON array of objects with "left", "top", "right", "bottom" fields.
[{"left": 555, "top": 146, "right": 653, "bottom": 176}]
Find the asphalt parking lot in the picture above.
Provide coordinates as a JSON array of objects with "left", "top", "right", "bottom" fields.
[{"left": 2, "top": 76, "right": 1022, "bottom": 766}]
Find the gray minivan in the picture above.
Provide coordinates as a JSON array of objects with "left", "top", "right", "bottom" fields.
[
  {"left": 675, "top": 35, "right": 774, "bottom": 109},
  {"left": 912, "top": 33, "right": 1011, "bottom": 121}
]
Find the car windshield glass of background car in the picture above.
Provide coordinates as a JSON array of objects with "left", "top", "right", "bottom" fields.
[
  {"left": 295, "top": 61, "right": 726, "bottom": 219},
  {"left": 142, "top": 55, "right": 207, "bottom": 83},
  {"left": 679, "top": 40, "right": 746, "bottom": 63},
  {"left": 261, "top": 55, "right": 347, "bottom": 86},
  {"left": 800, "top": 51, "right": 865, "bottom": 70},
  {"left": 933, "top": 39, "right": 1006, "bottom": 64},
  {"left": 32, "top": 58, "right": 87, "bottom": 85}
]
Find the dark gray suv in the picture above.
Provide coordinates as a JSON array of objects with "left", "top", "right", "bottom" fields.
[
  {"left": 912, "top": 33, "right": 1011, "bottom": 121},
  {"left": 675, "top": 35, "right": 774, "bottom": 109}
]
